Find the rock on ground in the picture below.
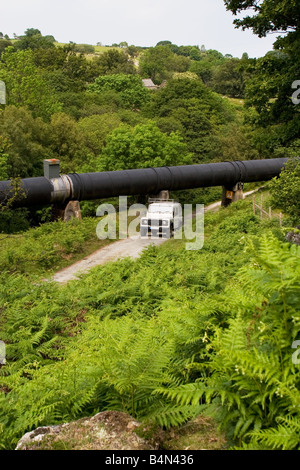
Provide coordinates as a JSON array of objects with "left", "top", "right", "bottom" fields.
[
  {"left": 286, "top": 226, "right": 300, "bottom": 245},
  {"left": 15, "top": 411, "right": 156, "bottom": 451},
  {"left": 15, "top": 411, "right": 227, "bottom": 451}
]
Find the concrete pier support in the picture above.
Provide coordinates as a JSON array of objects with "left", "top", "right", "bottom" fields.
[
  {"left": 52, "top": 201, "right": 82, "bottom": 222},
  {"left": 148, "top": 190, "right": 170, "bottom": 201},
  {"left": 221, "top": 182, "right": 244, "bottom": 207}
]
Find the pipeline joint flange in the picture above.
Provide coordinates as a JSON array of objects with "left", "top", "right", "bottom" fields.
[{"left": 50, "top": 175, "right": 73, "bottom": 204}]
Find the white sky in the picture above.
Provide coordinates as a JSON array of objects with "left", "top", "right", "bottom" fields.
[{"left": 1, "top": 0, "right": 276, "bottom": 58}]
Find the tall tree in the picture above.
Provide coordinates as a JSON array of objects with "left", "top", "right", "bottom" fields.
[
  {"left": 95, "top": 49, "right": 135, "bottom": 75},
  {"left": 143, "top": 77, "right": 235, "bottom": 161},
  {"left": 0, "top": 48, "right": 62, "bottom": 120},
  {"left": 139, "top": 46, "right": 190, "bottom": 84},
  {"left": 99, "top": 122, "right": 192, "bottom": 171},
  {"left": 224, "top": 0, "right": 300, "bottom": 151},
  {"left": 210, "top": 58, "right": 245, "bottom": 98},
  {"left": 88, "top": 74, "right": 150, "bottom": 110},
  {"left": 15, "top": 28, "right": 56, "bottom": 50},
  {"left": 224, "top": 0, "right": 299, "bottom": 50}
]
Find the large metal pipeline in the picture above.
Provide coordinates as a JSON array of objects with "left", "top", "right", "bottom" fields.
[{"left": 0, "top": 158, "right": 291, "bottom": 208}]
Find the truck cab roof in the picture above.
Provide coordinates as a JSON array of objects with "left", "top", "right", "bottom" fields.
[{"left": 148, "top": 203, "right": 175, "bottom": 214}]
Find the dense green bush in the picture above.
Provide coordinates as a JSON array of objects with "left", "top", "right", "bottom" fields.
[
  {"left": 161, "top": 234, "right": 300, "bottom": 449},
  {"left": 0, "top": 217, "right": 100, "bottom": 274},
  {"left": 99, "top": 121, "right": 192, "bottom": 171},
  {"left": 88, "top": 74, "right": 150, "bottom": 110},
  {"left": 269, "top": 158, "right": 300, "bottom": 225}
]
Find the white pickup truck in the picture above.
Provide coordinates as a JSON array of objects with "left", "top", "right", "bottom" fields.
[{"left": 140, "top": 199, "right": 182, "bottom": 238}]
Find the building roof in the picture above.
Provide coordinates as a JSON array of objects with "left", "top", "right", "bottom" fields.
[{"left": 142, "top": 79, "right": 157, "bottom": 89}]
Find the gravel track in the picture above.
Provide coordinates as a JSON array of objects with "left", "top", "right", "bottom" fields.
[{"left": 51, "top": 191, "right": 257, "bottom": 284}]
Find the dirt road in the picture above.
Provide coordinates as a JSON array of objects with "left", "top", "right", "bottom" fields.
[
  {"left": 51, "top": 236, "right": 165, "bottom": 283},
  {"left": 51, "top": 191, "right": 257, "bottom": 284}
]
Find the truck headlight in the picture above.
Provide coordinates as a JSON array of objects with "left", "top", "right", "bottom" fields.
[
  {"left": 141, "top": 219, "right": 148, "bottom": 225},
  {"left": 162, "top": 220, "right": 168, "bottom": 226}
]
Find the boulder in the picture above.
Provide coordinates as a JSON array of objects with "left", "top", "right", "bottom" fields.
[
  {"left": 15, "top": 411, "right": 156, "bottom": 451},
  {"left": 15, "top": 411, "right": 227, "bottom": 451},
  {"left": 286, "top": 226, "right": 300, "bottom": 245}
]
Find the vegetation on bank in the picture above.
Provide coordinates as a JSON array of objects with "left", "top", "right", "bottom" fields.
[{"left": 0, "top": 194, "right": 299, "bottom": 450}]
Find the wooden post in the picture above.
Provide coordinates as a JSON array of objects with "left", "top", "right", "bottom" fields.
[
  {"left": 279, "top": 212, "right": 282, "bottom": 227},
  {"left": 253, "top": 195, "right": 256, "bottom": 215},
  {"left": 260, "top": 193, "right": 263, "bottom": 220},
  {"left": 269, "top": 207, "right": 272, "bottom": 219}
]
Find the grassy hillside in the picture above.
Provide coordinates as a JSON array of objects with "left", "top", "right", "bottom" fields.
[{"left": 54, "top": 42, "right": 122, "bottom": 55}]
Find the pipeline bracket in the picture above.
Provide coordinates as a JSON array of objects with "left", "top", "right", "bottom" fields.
[{"left": 221, "top": 182, "right": 244, "bottom": 207}]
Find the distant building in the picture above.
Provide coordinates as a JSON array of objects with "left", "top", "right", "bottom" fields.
[{"left": 142, "top": 79, "right": 158, "bottom": 90}]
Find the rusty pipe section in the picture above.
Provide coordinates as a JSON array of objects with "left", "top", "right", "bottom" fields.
[{"left": 0, "top": 158, "right": 292, "bottom": 208}]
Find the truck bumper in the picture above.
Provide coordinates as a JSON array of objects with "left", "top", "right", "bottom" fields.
[{"left": 140, "top": 227, "right": 172, "bottom": 238}]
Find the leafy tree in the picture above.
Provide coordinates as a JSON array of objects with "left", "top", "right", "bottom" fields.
[
  {"left": 23, "top": 28, "right": 42, "bottom": 37},
  {"left": 175, "top": 45, "right": 201, "bottom": 59},
  {"left": 214, "top": 121, "right": 259, "bottom": 162},
  {"left": 95, "top": 49, "right": 135, "bottom": 75},
  {"left": 0, "top": 135, "right": 31, "bottom": 232},
  {"left": 210, "top": 58, "right": 245, "bottom": 98},
  {"left": 62, "top": 53, "right": 99, "bottom": 89},
  {"left": 143, "top": 77, "right": 235, "bottom": 161},
  {"left": 15, "top": 28, "right": 56, "bottom": 50},
  {"left": 154, "top": 116, "right": 185, "bottom": 136},
  {"left": 156, "top": 40, "right": 173, "bottom": 47},
  {"left": 32, "top": 45, "right": 99, "bottom": 89},
  {"left": 145, "top": 75, "right": 214, "bottom": 107},
  {"left": 189, "top": 47, "right": 202, "bottom": 61},
  {"left": 58, "top": 88, "right": 127, "bottom": 120},
  {"left": 224, "top": 0, "right": 298, "bottom": 50},
  {"left": 30, "top": 47, "right": 104, "bottom": 119},
  {"left": 244, "top": 51, "right": 300, "bottom": 146},
  {"left": 224, "top": 0, "right": 300, "bottom": 149},
  {"left": 99, "top": 121, "right": 192, "bottom": 171},
  {"left": 126, "top": 45, "right": 139, "bottom": 58},
  {"left": 273, "top": 138, "right": 300, "bottom": 160},
  {"left": 139, "top": 46, "right": 190, "bottom": 84},
  {"left": 32, "top": 46, "right": 68, "bottom": 69},
  {"left": 77, "top": 113, "right": 122, "bottom": 156},
  {"left": 190, "top": 50, "right": 225, "bottom": 85},
  {"left": 0, "top": 48, "right": 62, "bottom": 120},
  {"left": 0, "top": 39, "right": 12, "bottom": 58},
  {"left": 0, "top": 106, "right": 51, "bottom": 177},
  {"left": 88, "top": 74, "right": 150, "bottom": 110},
  {"left": 48, "top": 112, "right": 87, "bottom": 172},
  {"left": 190, "top": 60, "right": 215, "bottom": 85}
]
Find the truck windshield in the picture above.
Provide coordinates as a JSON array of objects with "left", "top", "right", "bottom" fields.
[{"left": 148, "top": 205, "right": 173, "bottom": 214}]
